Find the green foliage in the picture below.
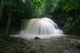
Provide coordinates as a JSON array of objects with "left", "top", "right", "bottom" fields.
[
  {"left": 1, "top": 0, "right": 80, "bottom": 19},
  {"left": 62, "top": 0, "right": 80, "bottom": 12},
  {"left": 47, "top": 0, "right": 80, "bottom": 34},
  {"left": 65, "top": 17, "right": 80, "bottom": 28},
  {"left": 0, "top": 0, "right": 80, "bottom": 35}
]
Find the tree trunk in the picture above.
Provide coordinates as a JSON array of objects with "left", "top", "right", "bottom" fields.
[
  {"left": 75, "top": 9, "right": 77, "bottom": 19},
  {"left": 5, "top": 12, "right": 12, "bottom": 36},
  {"left": 0, "top": 0, "right": 5, "bottom": 19},
  {"left": 5, "top": 0, "right": 12, "bottom": 36}
]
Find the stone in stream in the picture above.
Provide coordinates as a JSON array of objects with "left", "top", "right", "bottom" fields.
[
  {"left": 30, "top": 50, "right": 36, "bottom": 53},
  {"left": 35, "top": 37, "right": 40, "bottom": 40},
  {"left": 40, "top": 45, "right": 45, "bottom": 47},
  {"left": 76, "top": 45, "right": 80, "bottom": 49}
]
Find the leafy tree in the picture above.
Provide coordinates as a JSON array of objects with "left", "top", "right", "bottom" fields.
[{"left": 0, "top": 0, "right": 80, "bottom": 35}]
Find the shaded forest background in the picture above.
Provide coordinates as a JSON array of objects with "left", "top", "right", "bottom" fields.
[{"left": 0, "top": 0, "right": 80, "bottom": 37}]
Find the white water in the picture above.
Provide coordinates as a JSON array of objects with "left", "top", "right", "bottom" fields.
[{"left": 11, "top": 17, "right": 64, "bottom": 39}]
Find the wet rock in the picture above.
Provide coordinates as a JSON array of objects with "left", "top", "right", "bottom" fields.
[
  {"left": 15, "top": 51, "right": 22, "bottom": 53},
  {"left": 35, "top": 37, "right": 40, "bottom": 40},
  {"left": 76, "top": 45, "right": 80, "bottom": 49},
  {"left": 16, "top": 38, "right": 24, "bottom": 43},
  {"left": 40, "top": 45, "right": 45, "bottom": 47},
  {"left": 30, "top": 50, "right": 36, "bottom": 53}
]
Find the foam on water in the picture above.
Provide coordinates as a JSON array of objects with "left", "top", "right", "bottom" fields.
[{"left": 10, "top": 33, "right": 64, "bottom": 40}]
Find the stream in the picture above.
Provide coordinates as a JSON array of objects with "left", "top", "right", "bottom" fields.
[{"left": 0, "top": 35, "right": 80, "bottom": 53}]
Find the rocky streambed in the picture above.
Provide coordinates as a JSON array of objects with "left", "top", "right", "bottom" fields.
[{"left": 0, "top": 35, "right": 80, "bottom": 53}]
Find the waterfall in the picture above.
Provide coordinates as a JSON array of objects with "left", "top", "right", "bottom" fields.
[{"left": 11, "top": 17, "right": 64, "bottom": 39}]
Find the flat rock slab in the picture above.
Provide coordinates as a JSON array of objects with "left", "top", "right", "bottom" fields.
[{"left": 0, "top": 35, "right": 80, "bottom": 53}]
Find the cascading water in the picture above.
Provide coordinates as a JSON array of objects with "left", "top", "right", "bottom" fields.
[
  {"left": 24, "top": 17, "right": 63, "bottom": 35},
  {"left": 11, "top": 17, "right": 64, "bottom": 39}
]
